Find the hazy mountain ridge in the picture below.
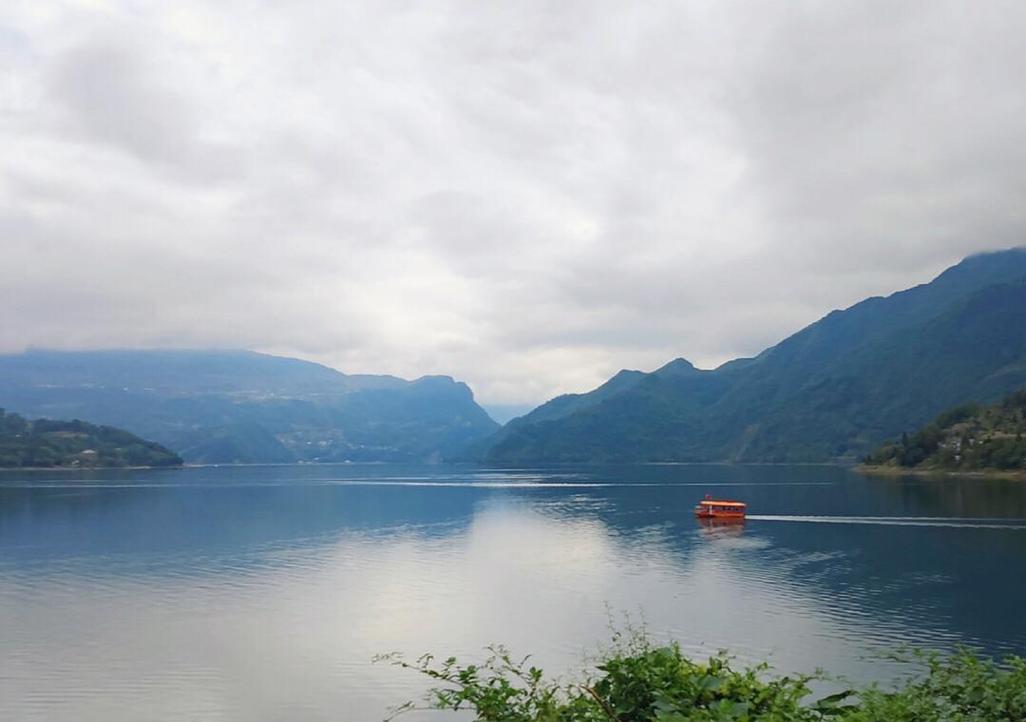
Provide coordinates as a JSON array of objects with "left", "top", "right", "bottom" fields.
[
  {"left": 0, "top": 350, "right": 498, "bottom": 464},
  {"left": 481, "top": 248, "right": 1026, "bottom": 463}
]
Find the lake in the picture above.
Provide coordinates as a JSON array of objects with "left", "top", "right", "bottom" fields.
[{"left": 2, "top": 464, "right": 1026, "bottom": 720}]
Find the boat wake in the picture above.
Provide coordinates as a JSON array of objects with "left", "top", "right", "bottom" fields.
[{"left": 746, "top": 515, "right": 1026, "bottom": 530}]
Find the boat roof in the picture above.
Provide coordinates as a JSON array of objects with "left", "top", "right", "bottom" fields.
[{"left": 698, "top": 500, "right": 746, "bottom": 507}]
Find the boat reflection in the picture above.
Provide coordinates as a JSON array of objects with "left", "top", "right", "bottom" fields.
[{"left": 696, "top": 516, "right": 745, "bottom": 538}]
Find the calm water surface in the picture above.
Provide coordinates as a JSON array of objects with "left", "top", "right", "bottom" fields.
[{"left": 2, "top": 464, "right": 1026, "bottom": 720}]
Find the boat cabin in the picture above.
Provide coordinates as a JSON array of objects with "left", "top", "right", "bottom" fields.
[{"left": 693, "top": 498, "right": 747, "bottom": 519}]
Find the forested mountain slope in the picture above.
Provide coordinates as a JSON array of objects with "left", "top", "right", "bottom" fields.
[
  {"left": 0, "top": 409, "right": 182, "bottom": 468},
  {"left": 866, "top": 388, "right": 1026, "bottom": 472},
  {"left": 482, "top": 248, "right": 1026, "bottom": 463}
]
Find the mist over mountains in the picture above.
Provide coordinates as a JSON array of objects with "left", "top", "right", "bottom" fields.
[
  {"left": 2, "top": 249, "right": 1024, "bottom": 467},
  {"left": 476, "top": 248, "right": 1026, "bottom": 464}
]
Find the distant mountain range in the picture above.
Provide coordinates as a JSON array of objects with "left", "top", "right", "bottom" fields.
[
  {"left": 0, "top": 350, "right": 498, "bottom": 464},
  {"left": 4, "top": 249, "right": 1025, "bottom": 467},
  {"left": 477, "top": 248, "right": 1026, "bottom": 464}
]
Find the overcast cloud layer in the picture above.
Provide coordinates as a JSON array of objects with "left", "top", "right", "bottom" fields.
[{"left": 2, "top": 1, "right": 1026, "bottom": 407}]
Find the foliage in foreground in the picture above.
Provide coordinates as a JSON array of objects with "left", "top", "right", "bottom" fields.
[{"left": 382, "top": 634, "right": 1026, "bottom": 721}]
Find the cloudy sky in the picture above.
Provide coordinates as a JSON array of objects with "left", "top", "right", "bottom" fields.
[{"left": 2, "top": 1, "right": 1026, "bottom": 410}]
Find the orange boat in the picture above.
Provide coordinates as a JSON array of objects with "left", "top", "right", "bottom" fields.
[{"left": 694, "top": 495, "right": 747, "bottom": 520}]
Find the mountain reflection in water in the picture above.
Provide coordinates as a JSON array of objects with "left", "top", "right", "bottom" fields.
[{"left": 1, "top": 463, "right": 1025, "bottom": 721}]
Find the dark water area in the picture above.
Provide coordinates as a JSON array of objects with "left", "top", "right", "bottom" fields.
[{"left": 2, "top": 464, "right": 1025, "bottom": 720}]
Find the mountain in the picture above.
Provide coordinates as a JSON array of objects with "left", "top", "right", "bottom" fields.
[
  {"left": 0, "top": 350, "right": 498, "bottom": 464},
  {"left": 865, "top": 388, "right": 1026, "bottom": 473},
  {"left": 0, "top": 409, "right": 182, "bottom": 468},
  {"left": 481, "top": 248, "right": 1026, "bottom": 464}
]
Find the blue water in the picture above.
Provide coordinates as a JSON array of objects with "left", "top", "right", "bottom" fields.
[{"left": 2, "top": 464, "right": 1025, "bottom": 720}]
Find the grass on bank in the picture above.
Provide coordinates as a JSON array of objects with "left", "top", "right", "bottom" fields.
[{"left": 381, "top": 632, "right": 1026, "bottom": 721}]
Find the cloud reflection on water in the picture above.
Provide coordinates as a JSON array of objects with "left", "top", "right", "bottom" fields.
[{"left": 2, "top": 465, "right": 1026, "bottom": 720}]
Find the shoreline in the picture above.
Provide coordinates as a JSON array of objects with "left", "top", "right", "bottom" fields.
[
  {"left": 857, "top": 464, "right": 1026, "bottom": 481},
  {"left": 0, "top": 464, "right": 183, "bottom": 472},
  {"left": 5, "top": 462, "right": 1022, "bottom": 479}
]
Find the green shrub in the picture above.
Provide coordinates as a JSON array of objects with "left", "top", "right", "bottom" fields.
[{"left": 383, "top": 636, "right": 1026, "bottom": 721}]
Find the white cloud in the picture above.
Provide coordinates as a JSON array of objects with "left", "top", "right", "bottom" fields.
[{"left": 2, "top": 0, "right": 1025, "bottom": 405}]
